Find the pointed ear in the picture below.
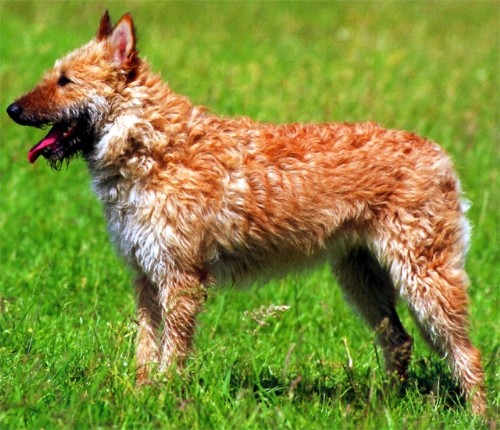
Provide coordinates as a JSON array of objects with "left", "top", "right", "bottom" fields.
[
  {"left": 108, "top": 13, "right": 137, "bottom": 67},
  {"left": 97, "top": 10, "right": 113, "bottom": 40}
]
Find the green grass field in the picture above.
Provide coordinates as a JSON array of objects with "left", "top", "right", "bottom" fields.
[{"left": 0, "top": 1, "right": 498, "bottom": 428}]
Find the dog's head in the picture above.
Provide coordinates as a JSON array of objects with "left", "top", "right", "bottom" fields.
[{"left": 6, "top": 11, "right": 139, "bottom": 169}]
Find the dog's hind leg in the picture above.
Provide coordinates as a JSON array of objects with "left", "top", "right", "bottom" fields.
[
  {"left": 394, "top": 251, "right": 486, "bottom": 414},
  {"left": 379, "top": 208, "right": 487, "bottom": 414},
  {"left": 331, "top": 247, "right": 413, "bottom": 380},
  {"left": 157, "top": 270, "right": 207, "bottom": 373},
  {"left": 135, "top": 274, "right": 162, "bottom": 384}
]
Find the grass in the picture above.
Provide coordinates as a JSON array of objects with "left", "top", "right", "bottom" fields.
[{"left": 0, "top": 1, "right": 498, "bottom": 428}]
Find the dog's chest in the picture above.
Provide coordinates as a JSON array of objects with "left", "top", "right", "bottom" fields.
[
  {"left": 90, "top": 172, "right": 162, "bottom": 267},
  {"left": 92, "top": 168, "right": 220, "bottom": 278}
]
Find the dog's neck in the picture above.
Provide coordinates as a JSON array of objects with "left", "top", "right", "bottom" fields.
[{"left": 86, "top": 60, "right": 207, "bottom": 204}]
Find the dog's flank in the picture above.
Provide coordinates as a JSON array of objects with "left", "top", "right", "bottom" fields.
[{"left": 7, "top": 11, "right": 487, "bottom": 414}]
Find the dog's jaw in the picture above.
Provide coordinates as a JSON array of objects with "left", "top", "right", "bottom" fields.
[{"left": 28, "top": 120, "right": 79, "bottom": 163}]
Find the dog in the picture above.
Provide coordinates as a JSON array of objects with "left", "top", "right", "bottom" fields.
[{"left": 7, "top": 11, "right": 486, "bottom": 414}]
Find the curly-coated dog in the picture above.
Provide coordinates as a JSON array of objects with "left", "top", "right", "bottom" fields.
[{"left": 7, "top": 12, "right": 486, "bottom": 414}]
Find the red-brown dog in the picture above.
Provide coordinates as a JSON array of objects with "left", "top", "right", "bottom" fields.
[{"left": 7, "top": 12, "right": 486, "bottom": 414}]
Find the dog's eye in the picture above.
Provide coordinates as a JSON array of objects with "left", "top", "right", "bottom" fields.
[{"left": 57, "top": 74, "right": 72, "bottom": 87}]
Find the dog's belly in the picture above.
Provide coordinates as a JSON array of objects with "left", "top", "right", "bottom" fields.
[{"left": 207, "top": 241, "right": 330, "bottom": 287}]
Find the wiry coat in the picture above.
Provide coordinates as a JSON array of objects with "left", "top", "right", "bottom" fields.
[{"left": 7, "top": 12, "right": 486, "bottom": 414}]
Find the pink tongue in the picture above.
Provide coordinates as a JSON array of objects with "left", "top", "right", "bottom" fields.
[{"left": 28, "top": 124, "right": 65, "bottom": 163}]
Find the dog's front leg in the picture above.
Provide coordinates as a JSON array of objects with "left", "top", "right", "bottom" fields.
[
  {"left": 157, "top": 269, "right": 207, "bottom": 374},
  {"left": 135, "top": 274, "right": 162, "bottom": 385}
]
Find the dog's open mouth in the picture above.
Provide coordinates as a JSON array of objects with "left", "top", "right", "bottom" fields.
[{"left": 28, "top": 119, "right": 92, "bottom": 166}]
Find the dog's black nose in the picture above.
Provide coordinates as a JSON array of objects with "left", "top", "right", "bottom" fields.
[{"left": 7, "top": 103, "right": 23, "bottom": 121}]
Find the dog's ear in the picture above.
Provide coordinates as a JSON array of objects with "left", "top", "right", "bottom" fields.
[
  {"left": 97, "top": 10, "right": 113, "bottom": 41},
  {"left": 108, "top": 13, "right": 137, "bottom": 68}
]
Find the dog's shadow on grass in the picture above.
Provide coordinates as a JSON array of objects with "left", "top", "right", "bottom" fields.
[{"left": 207, "top": 357, "right": 464, "bottom": 411}]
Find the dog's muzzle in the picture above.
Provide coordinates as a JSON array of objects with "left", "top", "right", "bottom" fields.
[{"left": 6, "top": 102, "right": 39, "bottom": 127}]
